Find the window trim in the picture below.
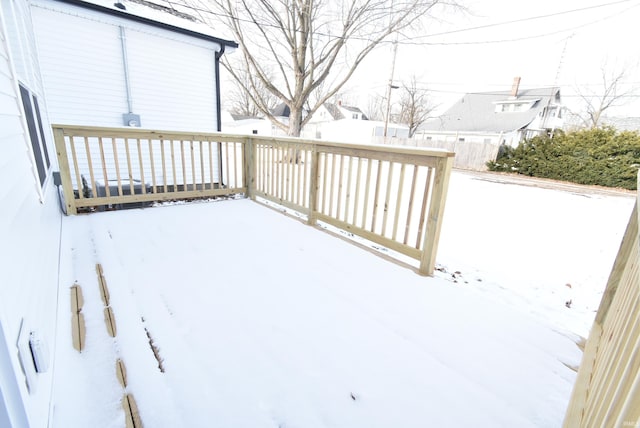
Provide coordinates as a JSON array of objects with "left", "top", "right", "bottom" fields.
[{"left": 18, "top": 83, "right": 52, "bottom": 193}]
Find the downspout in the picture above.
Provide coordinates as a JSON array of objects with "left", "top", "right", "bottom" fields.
[
  {"left": 215, "top": 45, "right": 225, "bottom": 132},
  {"left": 120, "top": 26, "right": 133, "bottom": 114},
  {"left": 119, "top": 26, "right": 141, "bottom": 126},
  {"left": 215, "top": 45, "right": 225, "bottom": 187}
]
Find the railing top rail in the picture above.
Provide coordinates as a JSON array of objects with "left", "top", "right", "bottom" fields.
[{"left": 51, "top": 124, "right": 455, "bottom": 159}]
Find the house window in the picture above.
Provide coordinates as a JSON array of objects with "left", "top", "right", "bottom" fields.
[
  {"left": 19, "top": 85, "right": 51, "bottom": 187},
  {"left": 352, "top": 113, "right": 358, "bottom": 119}
]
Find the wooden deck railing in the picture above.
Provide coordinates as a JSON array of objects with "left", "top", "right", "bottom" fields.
[
  {"left": 563, "top": 174, "right": 640, "bottom": 427},
  {"left": 53, "top": 125, "right": 454, "bottom": 275}
]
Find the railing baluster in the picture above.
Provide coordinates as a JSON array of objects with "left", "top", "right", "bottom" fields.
[
  {"left": 208, "top": 140, "right": 214, "bottom": 190},
  {"left": 302, "top": 148, "right": 310, "bottom": 208},
  {"left": 149, "top": 139, "right": 157, "bottom": 193},
  {"left": 415, "top": 167, "right": 433, "bottom": 249},
  {"left": 344, "top": 156, "right": 354, "bottom": 223},
  {"left": 98, "top": 137, "right": 110, "bottom": 197},
  {"left": 381, "top": 162, "right": 395, "bottom": 237},
  {"left": 160, "top": 139, "right": 167, "bottom": 193},
  {"left": 178, "top": 140, "right": 185, "bottom": 191},
  {"left": 124, "top": 137, "right": 134, "bottom": 195},
  {"left": 328, "top": 152, "right": 337, "bottom": 217},
  {"left": 189, "top": 140, "right": 196, "bottom": 191},
  {"left": 69, "top": 137, "right": 83, "bottom": 199},
  {"left": 199, "top": 140, "right": 205, "bottom": 191},
  {"left": 404, "top": 165, "right": 419, "bottom": 245},
  {"left": 392, "top": 163, "right": 406, "bottom": 241},
  {"left": 336, "top": 154, "right": 345, "bottom": 221},
  {"left": 234, "top": 142, "right": 239, "bottom": 189},
  {"left": 170, "top": 140, "right": 177, "bottom": 193},
  {"left": 227, "top": 141, "right": 233, "bottom": 189},
  {"left": 137, "top": 138, "right": 146, "bottom": 195},
  {"left": 112, "top": 137, "right": 123, "bottom": 197},
  {"left": 361, "top": 158, "right": 373, "bottom": 229},
  {"left": 84, "top": 136, "right": 97, "bottom": 198},
  {"left": 370, "top": 159, "right": 383, "bottom": 233},
  {"left": 352, "top": 157, "right": 363, "bottom": 225}
]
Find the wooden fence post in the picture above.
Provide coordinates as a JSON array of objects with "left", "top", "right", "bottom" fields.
[
  {"left": 307, "top": 147, "right": 319, "bottom": 226},
  {"left": 52, "top": 127, "right": 77, "bottom": 215},
  {"left": 419, "top": 155, "right": 453, "bottom": 275}
]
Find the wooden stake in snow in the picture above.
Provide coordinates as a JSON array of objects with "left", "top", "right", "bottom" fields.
[{"left": 70, "top": 284, "right": 85, "bottom": 352}]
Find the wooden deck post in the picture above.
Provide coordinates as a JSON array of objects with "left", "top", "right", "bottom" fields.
[
  {"left": 52, "top": 127, "right": 77, "bottom": 215},
  {"left": 244, "top": 137, "right": 255, "bottom": 200},
  {"left": 307, "top": 147, "right": 319, "bottom": 226},
  {"left": 419, "top": 156, "right": 453, "bottom": 275}
]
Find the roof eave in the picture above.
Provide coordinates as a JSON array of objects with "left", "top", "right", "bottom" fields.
[{"left": 51, "top": 0, "right": 238, "bottom": 49}]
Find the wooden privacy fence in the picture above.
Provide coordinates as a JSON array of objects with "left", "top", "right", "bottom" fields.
[
  {"left": 374, "top": 136, "right": 501, "bottom": 171},
  {"left": 53, "top": 125, "right": 454, "bottom": 275},
  {"left": 563, "top": 175, "right": 640, "bottom": 427}
]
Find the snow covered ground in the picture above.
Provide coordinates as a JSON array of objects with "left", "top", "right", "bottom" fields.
[{"left": 51, "top": 170, "right": 635, "bottom": 427}]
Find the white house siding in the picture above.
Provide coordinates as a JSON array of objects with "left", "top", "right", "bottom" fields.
[
  {"left": 30, "top": 0, "right": 222, "bottom": 186},
  {"left": 125, "top": 29, "right": 217, "bottom": 131},
  {"left": 29, "top": 5, "right": 128, "bottom": 127},
  {"left": 1, "top": 0, "right": 43, "bottom": 94},
  {"left": 0, "top": 4, "right": 61, "bottom": 428},
  {"left": 30, "top": 0, "right": 221, "bottom": 132}
]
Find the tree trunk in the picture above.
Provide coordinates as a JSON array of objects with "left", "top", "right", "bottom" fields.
[
  {"left": 288, "top": 105, "right": 304, "bottom": 137},
  {"left": 286, "top": 105, "right": 303, "bottom": 163}
]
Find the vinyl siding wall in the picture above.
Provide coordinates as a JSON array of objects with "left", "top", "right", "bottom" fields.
[
  {"left": 0, "top": 2, "right": 62, "bottom": 427},
  {"left": 30, "top": 0, "right": 220, "bottom": 132}
]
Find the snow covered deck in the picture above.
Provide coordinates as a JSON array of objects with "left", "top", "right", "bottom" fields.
[{"left": 51, "top": 171, "right": 635, "bottom": 427}]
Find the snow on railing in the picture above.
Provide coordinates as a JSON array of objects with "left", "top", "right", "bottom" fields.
[
  {"left": 563, "top": 174, "right": 640, "bottom": 427},
  {"left": 53, "top": 125, "right": 454, "bottom": 275}
]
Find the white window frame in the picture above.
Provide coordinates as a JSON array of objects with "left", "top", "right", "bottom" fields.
[{"left": 18, "top": 83, "right": 51, "bottom": 191}]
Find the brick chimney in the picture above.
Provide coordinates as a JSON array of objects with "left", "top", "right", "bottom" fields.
[{"left": 510, "top": 77, "right": 521, "bottom": 98}]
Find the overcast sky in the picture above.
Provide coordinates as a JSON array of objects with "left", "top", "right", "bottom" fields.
[{"left": 344, "top": 0, "right": 640, "bottom": 117}]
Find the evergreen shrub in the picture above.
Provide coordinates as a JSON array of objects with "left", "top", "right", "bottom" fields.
[{"left": 487, "top": 127, "right": 640, "bottom": 190}]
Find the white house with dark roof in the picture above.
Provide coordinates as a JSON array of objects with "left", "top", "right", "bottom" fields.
[
  {"left": 269, "top": 101, "right": 409, "bottom": 142},
  {"left": 415, "top": 78, "right": 565, "bottom": 147},
  {"left": 0, "top": 0, "right": 235, "bottom": 426}
]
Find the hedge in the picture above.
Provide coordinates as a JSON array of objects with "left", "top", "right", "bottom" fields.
[{"left": 487, "top": 127, "right": 640, "bottom": 190}]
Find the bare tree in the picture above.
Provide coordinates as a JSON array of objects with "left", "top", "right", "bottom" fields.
[
  {"left": 398, "top": 77, "right": 437, "bottom": 137},
  {"left": 226, "top": 67, "right": 278, "bottom": 117},
  {"left": 364, "top": 94, "right": 387, "bottom": 121},
  {"left": 576, "top": 65, "right": 636, "bottom": 128},
  {"left": 188, "top": 0, "right": 456, "bottom": 136}
]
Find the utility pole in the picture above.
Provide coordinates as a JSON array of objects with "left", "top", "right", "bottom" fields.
[
  {"left": 544, "top": 34, "right": 572, "bottom": 137},
  {"left": 383, "top": 38, "right": 398, "bottom": 140}
]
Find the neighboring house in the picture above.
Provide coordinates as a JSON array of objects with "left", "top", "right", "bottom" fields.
[
  {"left": 269, "top": 100, "right": 405, "bottom": 143},
  {"left": 221, "top": 111, "right": 273, "bottom": 135},
  {"left": 311, "top": 101, "right": 368, "bottom": 122},
  {"left": 0, "top": 1, "right": 235, "bottom": 426},
  {"left": 415, "top": 78, "right": 564, "bottom": 147}
]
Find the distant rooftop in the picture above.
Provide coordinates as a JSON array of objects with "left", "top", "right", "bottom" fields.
[{"left": 420, "top": 87, "right": 560, "bottom": 133}]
